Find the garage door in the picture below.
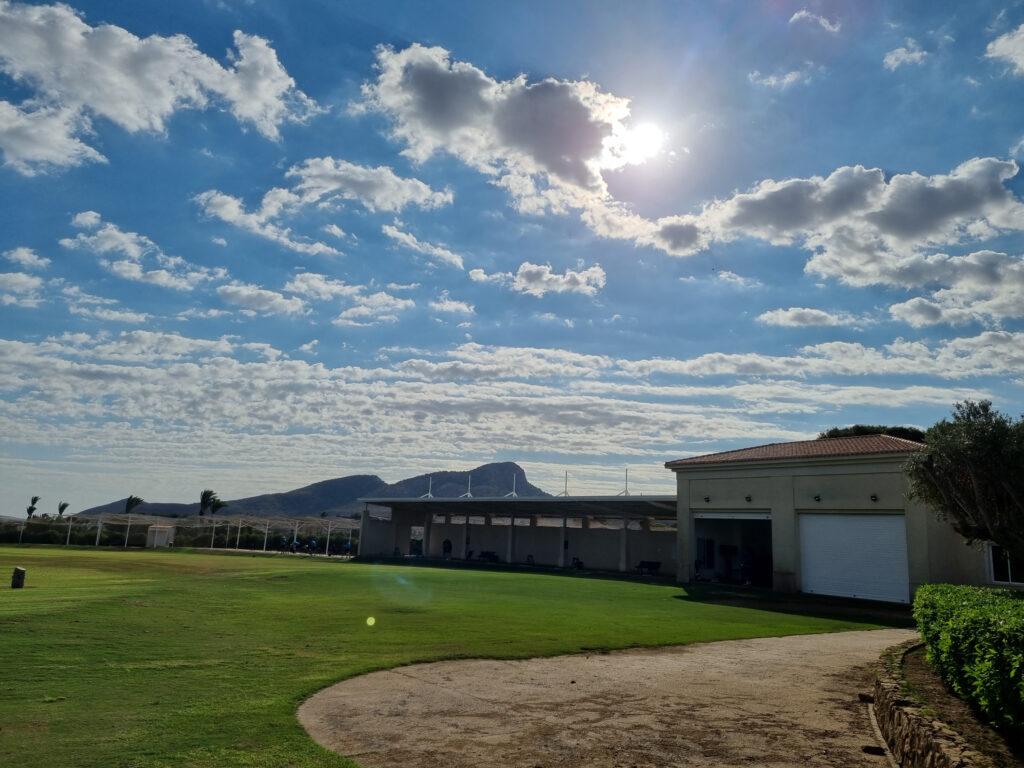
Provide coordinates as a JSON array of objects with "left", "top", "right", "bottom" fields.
[{"left": 799, "top": 513, "right": 909, "bottom": 603}]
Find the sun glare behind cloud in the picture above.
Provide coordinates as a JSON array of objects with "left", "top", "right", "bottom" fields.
[{"left": 607, "top": 122, "right": 667, "bottom": 168}]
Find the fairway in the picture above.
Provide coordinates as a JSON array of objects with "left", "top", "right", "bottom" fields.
[{"left": 1, "top": 548, "right": 899, "bottom": 768}]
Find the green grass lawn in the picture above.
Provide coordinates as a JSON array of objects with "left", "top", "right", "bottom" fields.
[{"left": 0, "top": 547, "right": 903, "bottom": 768}]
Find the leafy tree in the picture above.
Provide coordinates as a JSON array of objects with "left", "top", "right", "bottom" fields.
[
  {"left": 199, "top": 489, "right": 216, "bottom": 517},
  {"left": 124, "top": 495, "right": 144, "bottom": 515},
  {"left": 819, "top": 424, "right": 925, "bottom": 442},
  {"left": 57, "top": 501, "right": 69, "bottom": 518},
  {"left": 904, "top": 400, "right": 1024, "bottom": 562}
]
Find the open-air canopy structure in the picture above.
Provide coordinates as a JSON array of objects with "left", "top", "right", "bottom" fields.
[{"left": 358, "top": 495, "right": 678, "bottom": 575}]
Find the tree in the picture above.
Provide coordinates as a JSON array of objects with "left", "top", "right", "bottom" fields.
[
  {"left": 820, "top": 424, "right": 925, "bottom": 442},
  {"left": 209, "top": 498, "right": 227, "bottom": 515},
  {"left": 124, "top": 495, "right": 144, "bottom": 515},
  {"left": 57, "top": 501, "right": 69, "bottom": 518},
  {"left": 199, "top": 489, "right": 216, "bottom": 517},
  {"left": 26, "top": 495, "right": 39, "bottom": 519},
  {"left": 904, "top": 400, "right": 1024, "bottom": 562}
]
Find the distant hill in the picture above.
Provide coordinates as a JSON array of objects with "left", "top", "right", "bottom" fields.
[{"left": 77, "top": 462, "right": 547, "bottom": 518}]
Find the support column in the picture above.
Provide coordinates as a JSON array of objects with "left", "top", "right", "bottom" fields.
[
  {"left": 558, "top": 517, "right": 567, "bottom": 568},
  {"left": 506, "top": 520, "right": 514, "bottom": 563},
  {"left": 675, "top": 475, "right": 693, "bottom": 584},
  {"left": 357, "top": 506, "right": 368, "bottom": 556},
  {"left": 461, "top": 517, "right": 469, "bottom": 559},
  {"left": 423, "top": 512, "right": 432, "bottom": 557},
  {"left": 618, "top": 519, "right": 628, "bottom": 572}
]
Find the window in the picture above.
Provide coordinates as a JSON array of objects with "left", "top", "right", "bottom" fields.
[{"left": 988, "top": 544, "right": 1024, "bottom": 585}]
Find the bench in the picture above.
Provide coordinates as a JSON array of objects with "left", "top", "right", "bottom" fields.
[
  {"left": 478, "top": 550, "right": 500, "bottom": 563},
  {"left": 636, "top": 560, "right": 661, "bottom": 576}
]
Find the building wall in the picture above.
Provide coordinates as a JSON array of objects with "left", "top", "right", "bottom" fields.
[{"left": 672, "top": 454, "right": 988, "bottom": 597}]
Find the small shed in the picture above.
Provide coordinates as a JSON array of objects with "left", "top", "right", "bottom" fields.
[{"left": 146, "top": 525, "right": 175, "bottom": 548}]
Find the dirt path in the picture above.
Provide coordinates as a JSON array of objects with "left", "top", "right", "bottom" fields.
[{"left": 299, "top": 628, "right": 916, "bottom": 768}]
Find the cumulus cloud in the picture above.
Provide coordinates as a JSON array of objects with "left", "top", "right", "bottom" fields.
[
  {"left": 511, "top": 262, "right": 606, "bottom": 297},
  {"left": 382, "top": 223, "right": 464, "bottom": 269},
  {"left": 4, "top": 246, "right": 49, "bottom": 269},
  {"left": 986, "top": 24, "right": 1024, "bottom": 75},
  {"left": 0, "top": 2, "right": 319, "bottom": 175},
  {"left": 69, "top": 304, "right": 149, "bottom": 323},
  {"left": 333, "top": 291, "right": 415, "bottom": 326},
  {"left": 282, "top": 272, "right": 361, "bottom": 301},
  {"left": 60, "top": 212, "right": 227, "bottom": 290},
  {"left": 217, "top": 282, "right": 307, "bottom": 315},
  {"left": 884, "top": 38, "right": 928, "bottom": 70},
  {"left": 789, "top": 10, "right": 840, "bottom": 34},
  {"left": 758, "top": 307, "right": 855, "bottom": 327},
  {"left": 194, "top": 189, "right": 342, "bottom": 257},
  {"left": 196, "top": 157, "right": 452, "bottom": 256},
  {"left": 0, "top": 271, "right": 44, "bottom": 306},
  {"left": 429, "top": 290, "right": 474, "bottom": 314},
  {"left": 287, "top": 157, "right": 453, "bottom": 213}
]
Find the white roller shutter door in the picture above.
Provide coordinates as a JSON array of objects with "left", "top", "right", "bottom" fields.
[{"left": 799, "top": 513, "right": 909, "bottom": 603}]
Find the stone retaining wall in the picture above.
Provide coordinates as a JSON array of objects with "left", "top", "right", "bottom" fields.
[{"left": 873, "top": 640, "right": 988, "bottom": 768}]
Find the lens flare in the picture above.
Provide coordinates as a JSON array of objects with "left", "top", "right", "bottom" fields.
[{"left": 366, "top": 616, "right": 376, "bottom": 626}]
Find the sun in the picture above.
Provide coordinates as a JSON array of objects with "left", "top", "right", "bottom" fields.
[{"left": 616, "top": 122, "right": 666, "bottom": 166}]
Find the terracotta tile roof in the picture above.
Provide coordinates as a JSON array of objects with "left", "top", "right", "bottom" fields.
[{"left": 665, "top": 434, "right": 924, "bottom": 469}]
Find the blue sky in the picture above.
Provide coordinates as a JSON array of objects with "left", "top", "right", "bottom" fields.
[{"left": 2, "top": 0, "right": 1023, "bottom": 511}]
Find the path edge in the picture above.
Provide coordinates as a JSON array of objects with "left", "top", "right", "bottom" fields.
[{"left": 873, "top": 639, "right": 990, "bottom": 768}]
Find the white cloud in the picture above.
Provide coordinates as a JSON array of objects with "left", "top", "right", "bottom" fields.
[
  {"left": 884, "top": 38, "right": 928, "bottom": 70},
  {"left": 986, "top": 23, "right": 1024, "bottom": 75},
  {"left": 287, "top": 157, "right": 453, "bottom": 212},
  {"left": 468, "top": 267, "right": 512, "bottom": 286},
  {"left": 60, "top": 212, "right": 226, "bottom": 290},
  {"left": 382, "top": 224, "right": 464, "bottom": 269},
  {"left": 196, "top": 158, "right": 452, "bottom": 256},
  {"left": 298, "top": 339, "right": 319, "bottom": 355},
  {"left": 789, "top": 10, "right": 841, "bottom": 34},
  {"left": 748, "top": 66, "right": 815, "bottom": 89},
  {"left": 4, "top": 246, "right": 49, "bottom": 269},
  {"left": 715, "top": 270, "right": 763, "bottom": 289},
  {"left": 512, "top": 262, "right": 606, "bottom": 297},
  {"left": 194, "top": 189, "right": 342, "bottom": 257},
  {"left": 0, "top": 271, "right": 44, "bottom": 306},
  {"left": 217, "top": 282, "right": 308, "bottom": 315},
  {"left": 0, "top": 3, "right": 320, "bottom": 175},
  {"left": 429, "top": 291, "right": 474, "bottom": 314},
  {"left": 69, "top": 305, "right": 149, "bottom": 323},
  {"left": 282, "top": 272, "right": 362, "bottom": 301},
  {"left": 757, "top": 307, "right": 855, "bottom": 327},
  {"left": 333, "top": 291, "right": 415, "bottom": 326},
  {"left": 211, "top": 237, "right": 228, "bottom": 247}
]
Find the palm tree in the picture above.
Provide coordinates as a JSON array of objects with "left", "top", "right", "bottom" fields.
[
  {"left": 210, "top": 498, "right": 228, "bottom": 515},
  {"left": 57, "top": 501, "right": 69, "bottom": 518},
  {"left": 25, "top": 505, "right": 35, "bottom": 520},
  {"left": 124, "top": 495, "right": 144, "bottom": 515},
  {"left": 199, "top": 489, "right": 216, "bottom": 517}
]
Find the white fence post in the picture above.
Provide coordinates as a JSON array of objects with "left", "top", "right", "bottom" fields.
[
  {"left": 236, "top": 521, "right": 242, "bottom": 550},
  {"left": 124, "top": 515, "right": 131, "bottom": 548},
  {"left": 262, "top": 520, "right": 269, "bottom": 552},
  {"left": 210, "top": 520, "right": 216, "bottom": 549},
  {"left": 66, "top": 517, "right": 73, "bottom": 546},
  {"left": 325, "top": 520, "right": 332, "bottom": 556},
  {"left": 95, "top": 519, "right": 102, "bottom": 546}
]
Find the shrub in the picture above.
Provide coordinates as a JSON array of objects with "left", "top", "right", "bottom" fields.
[{"left": 913, "top": 583, "right": 1024, "bottom": 730}]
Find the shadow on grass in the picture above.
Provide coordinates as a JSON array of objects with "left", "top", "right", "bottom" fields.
[
  {"left": 355, "top": 555, "right": 915, "bottom": 628},
  {"left": 675, "top": 583, "right": 915, "bottom": 628}
]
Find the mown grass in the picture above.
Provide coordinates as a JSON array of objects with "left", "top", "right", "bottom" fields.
[{"left": 1, "top": 547, "right": 899, "bottom": 768}]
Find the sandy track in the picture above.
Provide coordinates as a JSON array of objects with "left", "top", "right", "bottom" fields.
[{"left": 299, "top": 628, "right": 916, "bottom": 768}]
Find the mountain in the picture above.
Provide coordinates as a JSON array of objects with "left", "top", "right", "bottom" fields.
[{"left": 77, "top": 462, "right": 547, "bottom": 518}]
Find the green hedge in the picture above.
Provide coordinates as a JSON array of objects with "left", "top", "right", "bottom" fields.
[{"left": 913, "top": 583, "right": 1024, "bottom": 729}]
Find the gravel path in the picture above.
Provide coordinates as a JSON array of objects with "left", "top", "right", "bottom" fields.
[{"left": 299, "top": 628, "right": 916, "bottom": 768}]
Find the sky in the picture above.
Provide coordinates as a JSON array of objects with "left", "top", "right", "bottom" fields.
[{"left": 2, "top": 0, "right": 1024, "bottom": 512}]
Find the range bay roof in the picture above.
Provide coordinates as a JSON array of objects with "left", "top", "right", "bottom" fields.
[
  {"left": 360, "top": 495, "right": 677, "bottom": 519},
  {"left": 665, "top": 434, "right": 924, "bottom": 469}
]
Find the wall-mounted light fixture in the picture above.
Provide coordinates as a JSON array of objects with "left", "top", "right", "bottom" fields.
[
  {"left": 703, "top": 495, "right": 710, "bottom": 503},
  {"left": 745, "top": 495, "right": 752, "bottom": 502},
  {"left": 870, "top": 494, "right": 878, "bottom": 502},
  {"left": 814, "top": 494, "right": 821, "bottom": 502}
]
